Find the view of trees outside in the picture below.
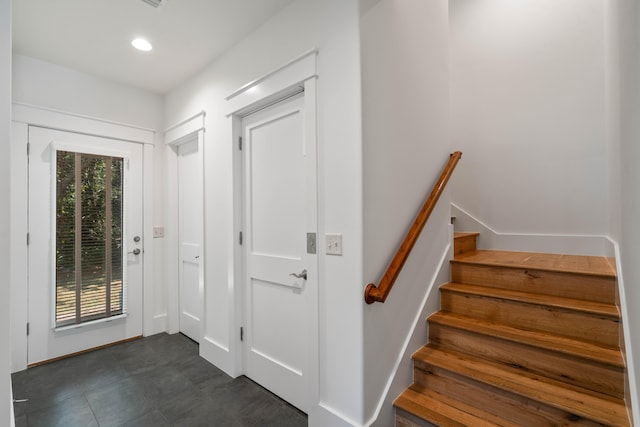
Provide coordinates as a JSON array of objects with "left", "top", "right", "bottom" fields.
[{"left": 55, "top": 151, "right": 125, "bottom": 326}]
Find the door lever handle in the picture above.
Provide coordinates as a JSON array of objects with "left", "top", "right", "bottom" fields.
[
  {"left": 128, "top": 248, "right": 141, "bottom": 255},
  {"left": 289, "top": 269, "right": 307, "bottom": 280}
]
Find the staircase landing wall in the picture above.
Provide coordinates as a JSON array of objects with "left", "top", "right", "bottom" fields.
[
  {"left": 449, "top": 0, "right": 609, "bottom": 241},
  {"left": 452, "top": 203, "right": 614, "bottom": 257}
]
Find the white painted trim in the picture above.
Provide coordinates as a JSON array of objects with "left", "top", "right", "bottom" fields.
[
  {"left": 200, "top": 335, "right": 237, "bottom": 379},
  {"left": 229, "top": 115, "right": 244, "bottom": 378},
  {"left": 608, "top": 237, "right": 640, "bottom": 425},
  {"left": 203, "top": 335, "right": 229, "bottom": 353},
  {"left": 54, "top": 314, "right": 128, "bottom": 332},
  {"left": 152, "top": 313, "right": 167, "bottom": 334},
  {"left": 163, "top": 113, "right": 206, "bottom": 343},
  {"left": 13, "top": 103, "right": 155, "bottom": 144},
  {"left": 50, "top": 142, "right": 133, "bottom": 160},
  {"left": 226, "top": 49, "right": 317, "bottom": 101},
  {"left": 10, "top": 122, "right": 29, "bottom": 373},
  {"left": 451, "top": 203, "right": 612, "bottom": 256},
  {"left": 314, "top": 401, "right": 361, "bottom": 427},
  {"left": 302, "top": 76, "right": 320, "bottom": 415},
  {"left": 164, "top": 110, "right": 205, "bottom": 134},
  {"left": 165, "top": 144, "right": 180, "bottom": 335},
  {"left": 225, "top": 50, "right": 318, "bottom": 117},
  {"left": 142, "top": 143, "right": 155, "bottom": 337},
  {"left": 13, "top": 102, "right": 156, "bottom": 133},
  {"left": 164, "top": 110, "right": 205, "bottom": 144},
  {"left": 363, "top": 232, "right": 452, "bottom": 427}
]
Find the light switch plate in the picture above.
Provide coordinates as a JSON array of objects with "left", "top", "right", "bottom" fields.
[{"left": 326, "top": 233, "right": 342, "bottom": 256}]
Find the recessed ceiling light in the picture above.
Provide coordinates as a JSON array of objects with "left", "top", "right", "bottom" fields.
[{"left": 131, "top": 38, "right": 153, "bottom": 52}]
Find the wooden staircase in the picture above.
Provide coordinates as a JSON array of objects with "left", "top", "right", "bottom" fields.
[{"left": 395, "top": 232, "right": 631, "bottom": 427}]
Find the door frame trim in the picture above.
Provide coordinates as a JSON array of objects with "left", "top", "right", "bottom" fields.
[
  {"left": 225, "top": 50, "right": 319, "bottom": 412},
  {"left": 164, "top": 111, "right": 206, "bottom": 340},
  {"left": 10, "top": 103, "right": 155, "bottom": 372}
]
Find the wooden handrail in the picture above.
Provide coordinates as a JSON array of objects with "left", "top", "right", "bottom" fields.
[{"left": 364, "top": 151, "right": 462, "bottom": 304}]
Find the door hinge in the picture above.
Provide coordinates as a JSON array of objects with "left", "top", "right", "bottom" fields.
[
  {"left": 238, "top": 136, "right": 243, "bottom": 151},
  {"left": 240, "top": 327, "right": 244, "bottom": 342},
  {"left": 27, "top": 143, "right": 30, "bottom": 156},
  {"left": 26, "top": 323, "right": 30, "bottom": 336},
  {"left": 26, "top": 233, "right": 30, "bottom": 246},
  {"left": 239, "top": 231, "right": 243, "bottom": 245}
]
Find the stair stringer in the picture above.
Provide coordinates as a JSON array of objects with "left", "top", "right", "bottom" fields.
[
  {"left": 609, "top": 237, "right": 639, "bottom": 425},
  {"left": 365, "top": 227, "right": 453, "bottom": 427}
]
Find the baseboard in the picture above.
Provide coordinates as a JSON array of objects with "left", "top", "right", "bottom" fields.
[
  {"left": 452, "top": 203, "right": 613, "bottom": 256},
  {"left": 10, "top": 386, "right": 15, "bottom": 427},
  {"left": 311, "top": 401, "right": 361, "bottom": 427},
  {"left": 151, "top": 313, "right": 167, "bottom": 335},
  {"left": 200, "top": 335, "right": 236, "bottom": 378}
]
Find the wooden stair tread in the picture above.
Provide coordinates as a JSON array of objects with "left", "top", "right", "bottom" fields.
[
  {"left": 413, "top": 345, "right": 629, "bottom": 426},
  {"left": 428, "top": 311, "right": 624, "bottom": 367},
  {"left": 453, "top": 250, "right": 615, "bottom": 277},
  {"left": 440, "top": 282, "right": 620, "bottom": 318},
  {"left": 395, "top": 385, "right": 519, "bottom": 427}
]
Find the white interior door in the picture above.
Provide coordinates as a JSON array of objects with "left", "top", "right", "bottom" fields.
[
  {"left": 242, "top": 93, "right": 317, "bottom": 413},
  {"left": 27, "top": 126, "right": 144, "bottom": 365},
  {"left": 178, "top": 136, "right": 203, "bottom": 342}
]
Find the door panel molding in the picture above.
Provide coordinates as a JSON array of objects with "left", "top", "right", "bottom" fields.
[
  {"left": 225, "top": 50, "right": 319, "bottom": 410},
  {"left": 240, "top": 89, "right": 317, "bottom": 414}
]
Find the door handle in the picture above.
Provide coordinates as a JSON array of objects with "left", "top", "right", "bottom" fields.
[
  {"left": 128, "top": 248, "right": 141, "bottom": 255},
  {"left": 289, "top": 269, "right": 307, "bottom": 280}
]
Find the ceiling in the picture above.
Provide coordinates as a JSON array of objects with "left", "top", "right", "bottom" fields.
[{"left": 12, "top": 0, "right": 296, "bottom": 94}]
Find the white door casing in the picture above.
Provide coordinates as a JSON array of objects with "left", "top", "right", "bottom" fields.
[
  {"left": 164, "top": 112, "right": 205, "bottom": 339},
  {"left": 178, "top": 135, "right": 204, "bottom": 342},
  {"left": 27, "top": 126, "right": 144, "bottom": 365},
  {"left": 241, "top": 92, "right": 317, "bottom": 413}
]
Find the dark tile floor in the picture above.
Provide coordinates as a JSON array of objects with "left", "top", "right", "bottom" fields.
[{"left": 12, "top": 333, "right": 308, "bottom": 427}]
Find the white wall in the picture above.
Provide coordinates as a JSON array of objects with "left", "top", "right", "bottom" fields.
[
  {"left": 10, "top": 55, "right": 167, "bottom": 369},
  {"left": 13, "top": 56, "right": 163, "bottom": 129},
  {"left": 614, "top": 0, "right": 640, "bottom": 423},
  {"left": 1, "top": 1, "right": 13, "bottom": 425},
  {"left": 361, "top": 0, "right": 450, "bottom": 426},
  {"left": 450, "top": 0, "right": 609, "bottom": 254},
  {"left": 360, "top": 1, "right": 451, "bottom": 425},
  {"left": 164, "top": 1, "right": 363, "bottom": 425}
]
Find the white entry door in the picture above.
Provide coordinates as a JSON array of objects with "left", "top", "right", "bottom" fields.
[
  {"left": 28, "top": 126, "right": 144, "bottom": 365},
  {"left": 242, "top": 93, "right": 317, "bottom": 413},
  {"left": 178, "top": 136, "right": 203, "bottom": 342}
]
